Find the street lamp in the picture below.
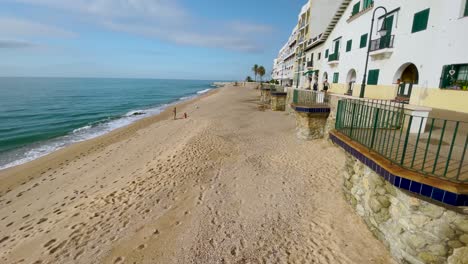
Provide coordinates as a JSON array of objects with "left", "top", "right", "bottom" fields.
[{"left": 359, "top": 6, "right": 388, "bottom": 98}]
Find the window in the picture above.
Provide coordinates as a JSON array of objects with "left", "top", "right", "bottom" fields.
[
  {"left": 346, "top": 40, "right": 352, "bottom": 52},
  {"left": 360, "top": 34, "right": 368, "bottom": 48},
  {"left": 465, "top": 0, "right": 468, "bottom": 16},
  {"left": 351, "top": 2, "right": 360, "bottom": 16},
  {"left": 363, "top": 0, "right": 374, "bottom": 9},
  {"left": 325, "top": 49, "right": 329, "bottom": 58},
  {"left": 440, "top": 64, "right": 468, "bottom": 90},
  {"left": 318, "top": 52, "right": 321, "bottom": 60},
  {"left": 333, "top": 72, "right": 339, "bottom": 83},
  {"left": 412, "top": 8, "right": 430, "bottom": 33},
  {"left": 367, "top": 69, "right": 380, "bottom": 85}
]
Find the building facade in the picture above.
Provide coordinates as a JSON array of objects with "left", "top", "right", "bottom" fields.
[
  {"left": 273, "top": 0, "right": 468, "bottom": 113},
  {"left": 272, "top": 26, "right": 298, "bottom": 86}
]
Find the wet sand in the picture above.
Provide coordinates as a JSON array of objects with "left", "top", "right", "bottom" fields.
[{"left": 0, "top": 84, "right": 395, "bottom": 264}]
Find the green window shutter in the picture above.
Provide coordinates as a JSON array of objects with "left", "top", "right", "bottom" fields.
[
  {"left": 360, "top": 34, "right": 368, "bottom": 48},
  {"left": 325, "top": 49, "right": 329, "bottom": 58},
  {"left": 363, "top": 0, "right": 374, "bottom": 9},
  {"left": 412, "top": 8, "right": 430, "bottom": 33},
  {"left": 346, "top": 39, "right": 352, "bottom": 52},
  {"left": 465, "top": 0, "right": 468, "bottom": 16},
  {"left": 439, "top": 65, "right": 450, "bottom": 88},
  {"left": 352, "top": 2, "right": 360, "bottom": 16},
  {"left": 333, "top": 73, "right": 339, "bottom": 83},
  {"left": 367, "top": 69, "right": 380, "bottom": 85}
]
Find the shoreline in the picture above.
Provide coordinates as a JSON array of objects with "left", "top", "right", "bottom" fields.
[
  {"left": 0, "top": 88, "right": 220, "bottom": 195},
  {"left": 0, "top": 84, "right": 394, "bottom": 264}
]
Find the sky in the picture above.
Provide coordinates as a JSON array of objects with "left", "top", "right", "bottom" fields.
[{"left": 0, "top": 0, "right": 306, "bottom": 80}]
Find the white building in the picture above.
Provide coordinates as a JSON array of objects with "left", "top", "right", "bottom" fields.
[
  {"left": 301, "top": 0, "right": 468, "bottom": 113},
  {"left": 272, "top": 26, "right": 298, "bottom": 86}
]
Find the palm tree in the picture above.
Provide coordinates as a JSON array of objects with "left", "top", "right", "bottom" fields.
[
  {"left": 252, "top": 64, "right": 259, "bottom": 82},
  {"left": 258, "top": 66, "right": 266, "bottom": 83}
]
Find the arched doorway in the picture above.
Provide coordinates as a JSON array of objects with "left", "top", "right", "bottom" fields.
[
  {"left": 346, "top": 69, "right": 357, "bottom": 95},
  {"left": 322, "top": 72, "right": 328, "bottom": 91},
  {"left": 394, "top": 63, "right": 419, "bottom": 101}
]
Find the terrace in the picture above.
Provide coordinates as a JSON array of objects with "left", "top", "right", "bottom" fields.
[{"left": 334, "top": 98, "right": 468, "bottom": 184}]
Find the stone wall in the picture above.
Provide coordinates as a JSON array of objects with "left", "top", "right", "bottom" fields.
[
  {"left": 325, "top": 94, "right": 340, "bottom": 135},
  {"left": 294, "top": 112, "right": 329, "bottom": 140},
  {"left": 343, "top": 153, "right": 468, "bottom": 264},
  {"left": 271, "top": 95, "right": 286, "bottom": 111}
]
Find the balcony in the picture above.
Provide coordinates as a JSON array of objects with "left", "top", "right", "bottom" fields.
[
  {"left": 370, "top": 35, "right": 395, "bottom": 59},
  {"left": 299, "top": 20, "right": 306, "bottom": 29},
  {"left": 306, "top": 61, "right": 313, "bottom": 69},
  {"left": 327, "top": 53, "right": 339, "bottom": 66},
  {"left": 298, "top": 36, "right": 305, "bottom": 44}
]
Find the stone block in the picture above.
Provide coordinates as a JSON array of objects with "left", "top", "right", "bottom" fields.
[
  {"left": 460, "top": 234, "right": 468, "bottom": 245},
  {"left": 448, "top": 247, "right": 468, "bottom": 264},
  {"left": 418, "top": 252, "right": 445, "bottom": 264},
  {"left": 427, "top": 244, "right": 449, "bottom": 257},
  {"left": 420, "top": 204, "right": 445, "bottom": 219},
  {"left": 448, "top": 240, "right": 464, "bottom": 249},
  {"left": 270, "top": 93, "right": 287, "bottom": 111},
  {"left": 294, "top": 111, "right": 329, "bottom": 140},
  {"left": 454, "top": 219, "right": 468, "bottom": 233}
]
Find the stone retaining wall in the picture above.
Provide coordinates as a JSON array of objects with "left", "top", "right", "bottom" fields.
[
  {"left": 271, "top": 95, "right": 286, "bottom": 111},
  {"left": 294, "top": 112, "right": 329, "bottom": 140},
  {"left": 343, "top": 153, "right": 468, "bottom": 264}
]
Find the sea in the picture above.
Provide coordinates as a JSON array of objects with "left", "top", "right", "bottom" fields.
[{"left": 0, "top": 77, "right": 220, "bottom": 170}]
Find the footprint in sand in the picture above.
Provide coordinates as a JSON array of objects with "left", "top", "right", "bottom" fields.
[{"left": 114, "top": 257, "right": 124, "bottom": 264}]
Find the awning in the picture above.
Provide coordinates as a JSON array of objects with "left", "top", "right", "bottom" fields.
[{"left": 303, "top": 70, "right": 318, "bottom": 76}]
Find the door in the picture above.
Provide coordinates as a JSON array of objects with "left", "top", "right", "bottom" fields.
[
  {"left": 380, "top": 15, "right": 394, "bottom": 49},
  {"left": 334, "top": 39, "right": 340, "bottom": 58},
  {"left": 398, "top": 83, "right": 413, "bottom": 98}
]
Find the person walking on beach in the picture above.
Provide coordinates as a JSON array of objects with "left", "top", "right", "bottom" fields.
[{"left": 173, "top": 107, "right": 177, "bottom": 120}]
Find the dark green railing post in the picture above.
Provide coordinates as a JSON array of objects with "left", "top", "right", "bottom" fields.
[
  {"left": 335, "top": 100, "right": 342, "bottom": 129},
  {"left": 400, "top": 115, "right": 413, "bottom": 165},
  {"left": 370, "top": 108, "right": 380, "bottom": 150},
  {"left": 293, "top": 89, "right": 299, "bottom": 104},
  {"left": 444, "top": 121, "right": 459, "bottom": 177},
  {"left": 410, "top": 117, "right": 425, "bottom": 168},
  {"left": 432, "top": 120, "right": 447, "bottom": 174},
  {"left": 350, "top": 102, "right": 357, "bottom": 139},
  {"left": 421, "top": 118, "right": 435, "bottom": 171},
  {"left": 457, "top": 134, "right": 468, "bottom": 181}
]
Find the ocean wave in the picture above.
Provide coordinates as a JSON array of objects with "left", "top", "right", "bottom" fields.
[
  {"left": 0, "top": 87, "right": 214, "bottom": 171},
  {"left": 72, "top": 125, "right": 92, "bottom": 133},
  {"left": 197, "top": 88, "right": 212, "bottom": 94}
]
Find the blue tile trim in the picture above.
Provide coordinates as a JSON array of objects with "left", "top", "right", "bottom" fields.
[
  {"left": 293, "top": 106, "right": 331, "bottom": 114},
  {"left": 329, "top": 133, "right": 468, "bottom": 207}
]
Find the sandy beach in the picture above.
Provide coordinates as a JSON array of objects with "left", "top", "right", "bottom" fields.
[{"left": 0, "top": 84, "right": 395, "bottom": 264}]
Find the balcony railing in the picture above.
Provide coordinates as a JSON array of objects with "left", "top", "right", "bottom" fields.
[
  {"left": 328, "top": 53, "right": 339, "bottom": 62},
  {"left": 335, "top": 99, "right": 468, "bottom": 183},
  {"left": 292, "top": 89, "right": 330, "bottom": 106},
  {"left": 370, "top": 35, "right": 395, "bottom": 52}
]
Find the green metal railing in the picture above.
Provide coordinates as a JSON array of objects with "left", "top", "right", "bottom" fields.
[
  {"left": 328, "top": 53, "right": 339, "bottom": 62},
  {"left": 335, "top": 99, "right": 468, "bottom": 183},
  {"left": 292, "top": 89, "right": 330, "bottom": 106},
  {"left": 260, "top": 84, "right": 284, "bottom": 92}
]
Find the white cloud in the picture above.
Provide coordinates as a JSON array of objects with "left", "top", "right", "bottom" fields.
[
  {"left": 0, "top": 39, "right": 36, "bottom": 49},
  {"left": 7, "top": 0, "right": 273, "bottom": 52},
  {"left": 0, "top": 17, "right": 76, "bottom": 38}
]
